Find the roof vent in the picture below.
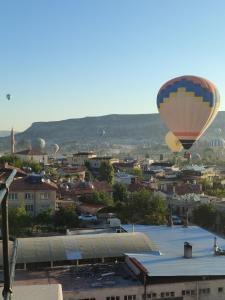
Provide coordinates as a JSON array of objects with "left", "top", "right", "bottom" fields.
[{"left": 184, "top": 242, "right": 192, "bottom": 258}]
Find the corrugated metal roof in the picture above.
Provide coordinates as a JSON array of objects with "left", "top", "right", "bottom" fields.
[
  {"left": 124, "top": 225, "right": 225, "bottom": 277},
  {"left": 0, "top": 232, "right": 155, "bottom": 265}
]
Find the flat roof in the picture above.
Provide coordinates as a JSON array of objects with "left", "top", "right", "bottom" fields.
[
  {"left": 123, "top": 225, "right": 225, "bottom": 277},
  {"left": 14, "top": 262, "right": 140, "bottom": 291}
]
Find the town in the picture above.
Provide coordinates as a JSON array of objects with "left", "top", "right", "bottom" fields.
[{"left": 1, "top": 127, "right": 225, "bottom": 299}]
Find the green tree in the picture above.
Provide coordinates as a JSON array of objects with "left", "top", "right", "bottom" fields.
[
  {"left": 80, "top": 191, "right": 113, "bottom": 206},
  {"left": 8, "top": 205, "right": 33, "bottom": 236},
  {"left": 0, "top": 155, "right": 41, "bottom": 173},
  {"left": 53, "top": 206, "right": 79, "bottom": 229},
  {"left": 193, "top": 204, "right": 217, "bottom": 228},
  {"left": 35, "top": 209, "right": 53, "bottom": 227},
  {"left": 113, "top": 182, "right": 128, "bottom": 202},
  {"left": 116, "top": 189, "right": 167, "bottom": 225},
  {"left": 99, "top": 161, "right": 114, "bottom": 184}
]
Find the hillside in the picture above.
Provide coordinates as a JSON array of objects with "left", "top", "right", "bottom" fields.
[{"left": 0, "top": 113, "right": 224, "bottom": 152}]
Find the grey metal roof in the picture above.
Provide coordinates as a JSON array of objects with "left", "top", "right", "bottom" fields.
[
  {"left": 123, "top": 225, "right": 225, "bottom": 277},
  {"left": 0, "top": 232, "right": 155, "bottom": 265}
]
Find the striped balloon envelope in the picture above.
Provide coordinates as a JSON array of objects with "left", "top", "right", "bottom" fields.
[{"left": 157, "top": 76, "right": 220, "bottom": 149}]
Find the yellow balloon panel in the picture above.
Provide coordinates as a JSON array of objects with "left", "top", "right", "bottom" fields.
[{"left": 165, "top": 131, "right": 183, "bottom": 152}]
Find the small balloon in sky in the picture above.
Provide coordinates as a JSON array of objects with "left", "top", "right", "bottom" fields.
[{"left": 6, "top": 94, "right": 11, "bottom": 100}]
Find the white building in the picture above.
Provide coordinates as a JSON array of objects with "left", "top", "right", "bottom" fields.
[{"left": 15, "top": 149, "right": 48, "bottom": 165}]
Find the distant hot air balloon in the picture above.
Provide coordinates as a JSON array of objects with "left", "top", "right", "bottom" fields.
[
  {"left": 165, "top": 131, "right": 183, "bottom": 153},
  {"left": 215, "top": 128, "right": 222, "bottom": 135},
  {"left": 51, "top": 143, "right": 59, "bottom": 154},
  {"left": 157, "top": 76, "right": 220, "bottom": 150},
  {"left": 6, "top": 94, "right": 11, "bottom": 100},
  {"left": 33, "top": 138, "right": 46, "bottom": 151}
]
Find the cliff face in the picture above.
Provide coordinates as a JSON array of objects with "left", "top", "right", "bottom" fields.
[{"left": 0, "top": 112, "right": 224, "bottom": 151}]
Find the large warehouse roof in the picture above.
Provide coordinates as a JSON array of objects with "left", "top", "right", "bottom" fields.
[
  {"left": 0, "top": 232, "right": 155, "bottom": 265},
  {"left": 124, "top": 225, "right": 225, "bottom": 277}
]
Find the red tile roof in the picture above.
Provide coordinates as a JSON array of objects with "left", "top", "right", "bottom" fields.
[{"left": 10, "top": 177, "right": 58, "bottom": 191}]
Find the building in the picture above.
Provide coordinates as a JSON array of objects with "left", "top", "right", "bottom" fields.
[
  {"left": 67, "top": 152, "right": 97, "bottom": 166},
  {"left": 8, "top": 174, "right": 58, "bottom": 216},
  {"left": 15, "top": 149, "right": 48, "bottom": 165},
  {"left": 2, "top": 225, "right": 225, "bottom": 299},
  {"left": 89, "top": 156, "right": 119, "bottom": 171},
  {"left": 59, "top": 180, "right": 113, "bottom": 202},
  {"left": 57, "top": 166, "right": 86, "bottom": 181}
]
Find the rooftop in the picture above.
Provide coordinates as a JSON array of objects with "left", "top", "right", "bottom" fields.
[
  {"left": 0, "top": 232, "right": 155, "bottom": 265},
  {"left": 123, "top": 225, "right": 225, "bottom": 277},
  {"left": 10, "top": 175, "right": 58, "bottom": 191},
  {"left": 14, "top": 262, "right": 140, "bottom": 291},
  {"left": 15, "top": 149, "right": 47, "bottom": 156}
]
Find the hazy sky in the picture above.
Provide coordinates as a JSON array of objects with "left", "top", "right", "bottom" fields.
[{"left": 1, "top": 0, "right": 225, "bottom": 131}]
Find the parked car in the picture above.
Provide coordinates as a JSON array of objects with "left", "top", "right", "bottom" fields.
[
  {"left": 78, "top": 214, "right": 97, "bottom": 222},
  {"left": 172, "top": 215, "right": 182, "bottom": 225}
]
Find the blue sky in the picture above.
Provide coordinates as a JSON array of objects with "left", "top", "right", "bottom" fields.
[{"left": 0, "top": 0, "right": 225, "bottom": 131}]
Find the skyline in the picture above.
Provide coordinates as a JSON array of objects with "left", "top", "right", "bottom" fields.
[{"left": 1, "top": 0, "right": 225, "bottom": 131}]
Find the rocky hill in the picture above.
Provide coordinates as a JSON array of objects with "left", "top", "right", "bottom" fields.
[{"left": 0, "top": 113, "right": 225, "bottom": 152}]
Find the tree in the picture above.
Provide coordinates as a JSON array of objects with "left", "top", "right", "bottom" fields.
[
  {"left": 193, "top": 204, "right": 217, "bottom": 228},
  {"left": 8, "top": 205, "right": 33, "bottom": 236},
  {"left": 130, "top": 167, "right": 143, "bottom": 179},
  {"left": 99, "top": 161, "right": 114, "bottom": 184},
  {"left": 53, "top": 206, "right": 79, "bottom": 229},
  {"left": 116, "top": 188, "right": 167, "bottom": 225},
  {"left": 80, "top": 191, "right": 113, "bottom": 206},
  {"left": 113, "top": 182, "right": 128, "bottom": 202},
  {"left": 35, "top": 209, "right": 53, "bottom": 227},
  {"left": 0, "top": 155, "right": 41, "bottom": 173}
]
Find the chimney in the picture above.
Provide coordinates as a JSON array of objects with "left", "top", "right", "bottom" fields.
[{"left": 184, "top": 242, "right": 192, "bottom": 258}]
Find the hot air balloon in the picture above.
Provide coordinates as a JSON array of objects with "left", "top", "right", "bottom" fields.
[
  {"left": 51, "top": 143, "right": 59, "bottom": 154},
  {"left": 165, "top": 131, "right": 183, "bottom": 153},
  {"left": 157, "top": 76, "right": 220, "bottom": 150},
  {"left": 215, "top": 128, "right": 222, "bottom": 135},
  {"left": 6, "top": 94, "right": 11, "bottom": 100},
  {"left": 33, "top": 138, "right": 46, "bottom": 151}
]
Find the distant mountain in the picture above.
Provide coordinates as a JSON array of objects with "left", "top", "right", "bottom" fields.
[
  {"left": 0, "top": 131, "right": 11, "bottom": 137},
  {"left": 0, "top": 113, "right": 225, "bottom": 152}
]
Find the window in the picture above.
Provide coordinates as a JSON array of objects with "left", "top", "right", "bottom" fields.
[
  {"left": 199, "top": 288, "right": 210, "bottom": 294},
  {"left": 40, "top": 192, "right": 49, "bottom": 199},
  {"left": 124, "top": 296, "right": 136, "bottom": 300},
  {"left": 152, "top": 294, "right": 157, "bottom": 299},
  {"left": 160, "top": 292, "right": 164, "bottom": 298},
  {"left": 25, "top": 193, "right": 33, "bottom": 200},
  {"left": 106, "top": 297, "right": 119, "bottom": 300},
  {"left": 170, "top": 292, "right": 175, "bottom": 297},
  {"left": 25, "top": 204, "right": 33, "bottom": 212},
  {"left": 218, "top": 287, "right": 223, "bottom": 293},
  {"left": 8, "top": 193, "right": 18, "bottom": 200}
]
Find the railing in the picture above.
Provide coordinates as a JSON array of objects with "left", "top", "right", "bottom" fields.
[{"left": 0, "top": 169, "right": 17, "bottom": 300}]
